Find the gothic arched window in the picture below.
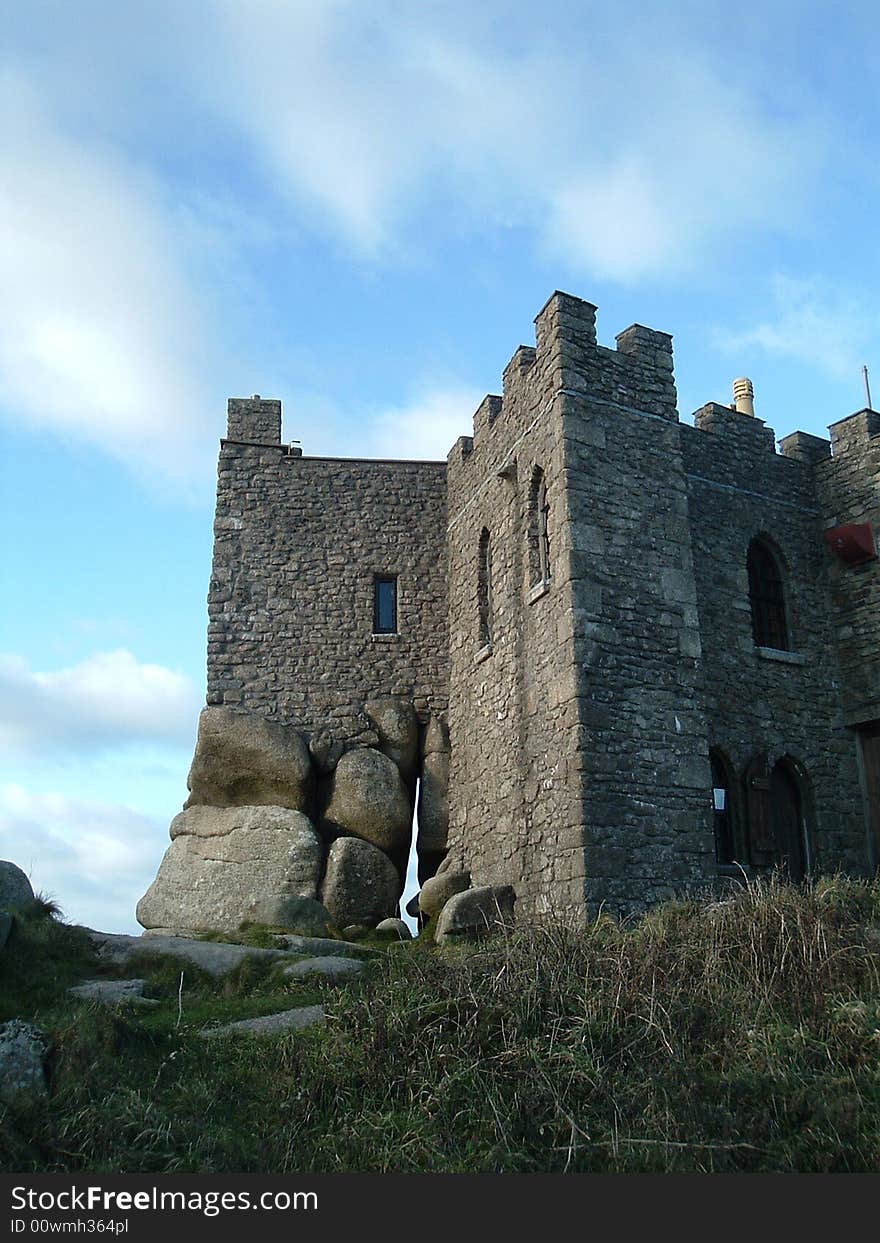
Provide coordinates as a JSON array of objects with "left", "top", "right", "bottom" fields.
[
  {"left": 710, "top": 748, "right": 737, "bottom": 866},
  {"left": 747, "top": 538, "right": 788, "bottom": 650}
]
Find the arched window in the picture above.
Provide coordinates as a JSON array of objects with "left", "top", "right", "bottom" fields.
[
  {"left": 478, "top": 527, "right": 493, "bottom": 648},
  {"left": 710, "top": 748, "right": 737, "bottom": 865},
  {"left": 528, "top": 466, "right": 551, "bottom": 587},
  {"left": 747, "top": 538, "right": 788, "bottom": 650}
]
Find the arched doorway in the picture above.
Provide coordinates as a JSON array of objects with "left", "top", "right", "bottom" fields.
[
  {"left": 769, "top": 760, "right": 806, "bottom": 882},
  {"left": 744, "top": 753, "right": 809, "bottom": 881}
]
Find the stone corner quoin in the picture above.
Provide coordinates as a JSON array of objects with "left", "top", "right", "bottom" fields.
[{"left": 136, "top": 292, "right": 880, "bottom": 933}]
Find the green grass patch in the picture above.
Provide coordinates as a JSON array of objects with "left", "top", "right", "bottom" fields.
[
  {"left": 0, "top": 911, "right": 97, "bottom": 1024},
  {"left": 3, "top": 874, "right": 880, "bottom": 1172}
]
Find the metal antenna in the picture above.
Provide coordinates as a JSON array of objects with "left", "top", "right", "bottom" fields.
[{"left": 863, "top": 365, "right": 873, "bottom": 411}]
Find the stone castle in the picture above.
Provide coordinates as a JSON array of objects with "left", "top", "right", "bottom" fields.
[{"left": 138, "top": 291, "right": 880, "bottom": 935}]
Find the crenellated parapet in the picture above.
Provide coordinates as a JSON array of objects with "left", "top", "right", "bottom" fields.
[{"left": 447, "top": 291, "right": 682, "bottom": 528}]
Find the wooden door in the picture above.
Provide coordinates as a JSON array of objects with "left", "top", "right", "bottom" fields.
[
  {"left": 860, "top": 723, "right": 880, "bottom": 867},
  {"left": 770, "top": 763, "right": 806, "bottom": 883}
]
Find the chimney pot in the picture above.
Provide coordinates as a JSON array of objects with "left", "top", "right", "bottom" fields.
[{"left": 733, "top": 377, "right": 755, "bottom": 416}]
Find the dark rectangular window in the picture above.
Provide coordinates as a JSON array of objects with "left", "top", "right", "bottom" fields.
[{"left": 373, "top": 575, "right": 397, "bottom": 634}]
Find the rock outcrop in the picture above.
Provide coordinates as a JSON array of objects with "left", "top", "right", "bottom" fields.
[
  {"left": 200, "top": 1006, "right": 326, "bottom": 1039},
  {"left": 418, "top": 869, "right": 471, "bottom": 919},
  {"left": 88, "top": 930, "right": 288, "bottom": 978},
  {"left": 374, "top": 917, "right": 412, "bottom": 940},
  {"left": 308, "top": 729, "right": 344, "bottom": 775},
  {"left": 320, "top": 837, "right": 401, "bottom": 929},
  {"left": 69, "top": 979, "right": 158, "bottom": 1008},
  {"left": 0, "top": 1020, "right": 47, "bottom": 1106},
  {"left": 0, "top": 861, "right": 34, "bottom": 914},
  {"left": 270, "top": 933, "right": 374, "bottom": 959},
  {"left": 136, "top": 701, "right": 457, "bottom": 937},
  {"left": 364, "top": 698, "right": 420, "bottom": 789},
  {"left": 185, "top": 707, "right": 312, "bottom": 811},
  {"left": 435, "top": 885, "right": 516, "bottom": 943},
  {"left": 136, "top": 805, "right": 323, "bottom": 934},
  {"left": 271, "top": 897, "right": 335, "bottom": 937},
  {"left": 323, "top": 747, "right": 412, "bottom": 858},
  {"left": 282, "top": 956, "right": 364, "bottom": 981}
]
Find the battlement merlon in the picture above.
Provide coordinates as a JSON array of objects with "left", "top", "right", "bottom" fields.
[
  {"left": 693, "top": 401, "right": 777, "bottom": 455},
  {"left": 226, "top": 396, "right": 282, "bottom": 445},
  {"left": 779, "top": 431, "right": 832, "bottom": 465},
  {"left": 828, "top": 408, "right": 880, "bottom": 456},
  {"left": 533, "top": 291, "right": 679, "bottom": 421}
]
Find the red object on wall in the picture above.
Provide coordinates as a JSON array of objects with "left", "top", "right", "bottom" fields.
[{"left": 824, "top": 523, "right": 877, "bottom": 565}]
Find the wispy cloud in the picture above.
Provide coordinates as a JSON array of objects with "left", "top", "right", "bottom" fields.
[
  {"left": 717, "top": 276, "right": 873, "bottom": 381},
  {"left": 368, "top": 387, "right": 481, "bottom": 460},
  {"left": 0, "top": 1, "right": 861, "bottom": 477},
  {"left": 0, "top": 649, "right": 201, "bottom": 756},
  {"left": 0, "top": 71, "right": 219, "bottom": 486},
  {"left": 0, "top": 783, "right": 165, "bottom": 932},
  {"left": 210, "top": 3, "right": 824, "bottom": 279}
]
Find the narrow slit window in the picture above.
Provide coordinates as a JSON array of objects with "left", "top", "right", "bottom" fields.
[
  {"left": 528, "top": 466, "right": 551, "bottom": 588},
  {"left": 373, "top": 575, "right": 398, "bottom": 634},
  {"left": 478, "top": 528, "right": 493, "bottom": 647},
  {"left": 538, "top": 474, "right": 550, "bottom": 583}
]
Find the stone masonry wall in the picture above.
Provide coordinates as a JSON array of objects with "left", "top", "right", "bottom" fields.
[
  {"left": 813, "top": 410, "right": 880, "bottom": 729},
  {"left": 552, "top": 296, "right": 715, "bottom": 916},
  {"left": 207, "top": 401, "right": 449, "bottom": 744},
  {"left": 683, "top": 403, "right": 867, "bottom": 876},
  {"left": 446, "top": 293, "right": 717, "bottom": 920},
  {"left": 444, "top": 309, "right": 586, "bottom": 920},
  {"left": 201, "top": 303, "right": 876, "bottom": 927}
]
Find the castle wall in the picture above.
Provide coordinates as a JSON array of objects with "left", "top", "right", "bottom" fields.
[
  {"left": 552, "top": 297, "right": 714, "bottom": 916},
  {"left": 813, "top": 411, "right": 880, "bottom": 728},
  {"left": 444, "top": 318, "right": 586, "bottom": 919},
  {"left": 814, "top": 410, "right": 880, "bottom": 866},
  {"left": 445, "top": 293, "right": 717, "bottom": 920},
  {"left": 200, "top": 298, "right": 877, "bottom": 926},
  {"left": 207, "top": 400, "right": 448, "bottom": 743},
  {"left": 682, "top": 405, "right": 868, "bottom": 875}
]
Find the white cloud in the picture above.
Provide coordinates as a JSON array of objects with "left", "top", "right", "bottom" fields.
[
  {"left": 0, "top": 649, "right": 201, "bottom": 756},
  {"left": 718, "top": 276, "right": 873, "bottom": 381},
  {"left": 368, "top": 387, "right": 481, "bottom": 460},
  {"left": 0, "top": 783, "right": 166, "bottom": 933},
  {"left": 207, "top": 3, "right": 823, "bottom": 279},
  {"left": 0, "top": 2, "right": 853, "bottom": 476},
  {"left": 0, "top": 71, "right": 219, "bottom": 485}
]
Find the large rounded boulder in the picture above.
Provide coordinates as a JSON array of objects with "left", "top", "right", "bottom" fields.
[
  {"left": 364, "top": 698, "right": 419, "bottom": 787},
  {"left": 0, "top": 861, "right": 34, "bottom": 914},
  {"left": 435, "top": 885, "right": 516, "bottom": 944},
  {"left": 185, "top": 707, "right": 312, "bottom": 811},
  {"left": 320, "top": 838, "right": 401, "bottom": 929},
  {"left": 418, "top": 869, "right": 471, "bottom": 920},
  {"left": 322, "top": 747, "right": 412, "bottom": 856},
  {"left": 137, "top": 805, "right": 323, "bottom": 934}
]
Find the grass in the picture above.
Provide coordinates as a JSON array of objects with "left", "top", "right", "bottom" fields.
[{"left": 2, "top": 873, "right": 880, "bottom": 1172}]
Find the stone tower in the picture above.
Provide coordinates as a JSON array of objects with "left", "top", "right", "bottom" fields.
[{"left": 141, "top": 291, "right": 878, "bottom": 933}]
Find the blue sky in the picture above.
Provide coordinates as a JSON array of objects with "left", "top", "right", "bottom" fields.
[{"left": 1, "top": 0, "right": 877, "bottom": 931}]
